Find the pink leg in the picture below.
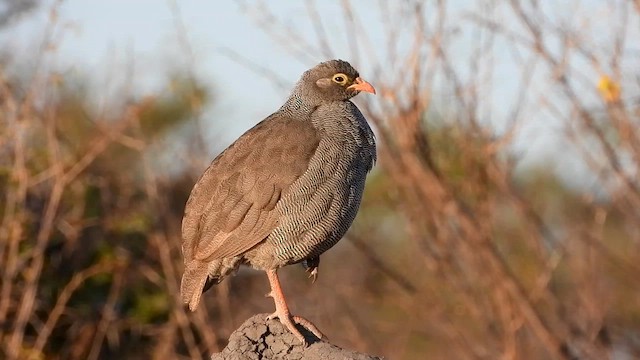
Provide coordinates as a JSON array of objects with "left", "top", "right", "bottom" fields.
[{"left": 265, "top": 269, "right": 324, "bottom": 346}]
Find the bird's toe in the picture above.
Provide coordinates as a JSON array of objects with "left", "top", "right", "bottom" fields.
[
  {"left": 266, "top": 311, "right": 278, "bottom": 321},
  {"left": 292, "top": 315, "right": 325, "bottom": 341},
  {"left": 307, "top": 267, "right": 319, "bottom": 283}
]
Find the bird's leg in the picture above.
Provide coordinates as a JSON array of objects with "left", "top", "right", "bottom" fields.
[{"left": 265, "top": 269, "right": 324, "bottom": 345}]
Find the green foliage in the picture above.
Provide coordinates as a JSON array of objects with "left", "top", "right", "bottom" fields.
[
  {"left": 128, "top": 290, "right": 171, "bottom": 324},
  {"left": 137, "top": 76, "right": 208, "bottom": 139}
]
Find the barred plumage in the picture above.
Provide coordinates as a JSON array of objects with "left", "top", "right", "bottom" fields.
[{"left": 180, "top": 59, "right": 376, "bottom": 345}]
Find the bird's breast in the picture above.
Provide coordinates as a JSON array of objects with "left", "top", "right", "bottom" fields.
[{"left": 253, "top": 103, "right": 376, "bottom": 267}]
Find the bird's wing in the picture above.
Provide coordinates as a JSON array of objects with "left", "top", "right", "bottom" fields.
[{"left": 181, "top": 115, "right": 320, "bottom": 263}]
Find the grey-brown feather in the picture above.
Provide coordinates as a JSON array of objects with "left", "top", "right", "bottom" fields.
[
  {"left": 180, "top": 60, "right": 376, "bottom": 311},
  {"left": 247, "top": 101, "right": 375, "bottom": 269},
  {"left": 180, "top": 117, "right": 320, "bottom": 309}
]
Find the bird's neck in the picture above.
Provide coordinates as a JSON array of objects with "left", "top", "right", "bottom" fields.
[{"left": 279, "top": 93, "right": 319, "bottom": 118}]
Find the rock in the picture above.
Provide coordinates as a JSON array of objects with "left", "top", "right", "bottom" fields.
[{"left": 211, "top": 314, "right": 383, "bottom": 360}]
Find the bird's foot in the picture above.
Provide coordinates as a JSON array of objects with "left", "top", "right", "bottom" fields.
[
  {"left": 302, "top": 257, "right": 320, "bottom": 284},
  {"left": 264, "top": 268, "right": 324, "bottom": 346},
  {"left": 266, "top": 311, "right": 325, "bottom": 346},
  {"left": 306, "top": 267, "right": 318, "bottom": 283}
]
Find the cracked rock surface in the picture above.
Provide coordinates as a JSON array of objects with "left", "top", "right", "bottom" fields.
[{"left": 210, "top": 314, "right": 382, "bottom": 360}]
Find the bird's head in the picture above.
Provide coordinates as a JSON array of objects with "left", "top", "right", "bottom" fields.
[{"left": 294, "top": 59, "right": 376, "bottom": 102}]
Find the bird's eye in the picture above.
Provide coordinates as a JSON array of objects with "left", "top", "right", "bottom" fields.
[{"left": 332, "top": 73, "right": 348, "bottom": 85}]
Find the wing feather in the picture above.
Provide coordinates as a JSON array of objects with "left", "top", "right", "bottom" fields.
[{"left": 182, "top": 115, "right": 320, "bottom": 264}]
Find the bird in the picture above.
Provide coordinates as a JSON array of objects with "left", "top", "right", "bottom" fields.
[{"left": 180, "top": 59, "right": 376, "bottom": 346}]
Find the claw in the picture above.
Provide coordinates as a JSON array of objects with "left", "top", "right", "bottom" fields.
[
  {"left": 302, "top": 257, "right": 320, "bottom": 284},
  {"left": 307, "top": 267, "right": 318, "bottom": 283},
  {"left": 266, "top": 312, "right": 277, "bottom": 321}
]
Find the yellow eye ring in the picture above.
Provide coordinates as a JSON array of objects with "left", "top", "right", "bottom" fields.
[{"left": 332, "top": 73, "right": 348, "bottom": 85}]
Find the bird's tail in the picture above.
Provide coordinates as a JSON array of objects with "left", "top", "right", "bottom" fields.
[{"left": 180, "top": 260, "right": 209, "bottom": 311}]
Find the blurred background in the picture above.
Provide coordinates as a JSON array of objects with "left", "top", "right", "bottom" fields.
[{"left": 1, "top": 1, "right": 639, "bottom": 359}]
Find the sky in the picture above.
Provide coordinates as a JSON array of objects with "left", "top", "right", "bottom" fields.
[
  {"left": 3, "top": 1, "right": 302, "bottom": 138},
  {"left": 2, "top": 0, "right": 636, "bottom": 192},
  {"left": 1, "top": 1, "right": 480, "bottom": 121}
]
